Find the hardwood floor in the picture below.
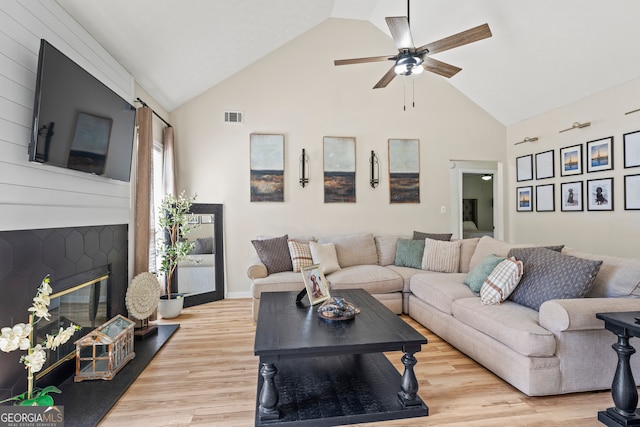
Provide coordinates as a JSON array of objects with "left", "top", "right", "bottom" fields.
[{"left": 99, "top": 298, "right": 613, "bottom": 426}]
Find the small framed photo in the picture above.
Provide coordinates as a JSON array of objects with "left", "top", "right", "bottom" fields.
[
  {"left": 200, "top": 215, "right": 214, "bottom": 224},
  {"left": 625, "top": 174, "right": 640, "bottom": 210},
  {"left": 301, "top": 264, "right": 330, "bottom": 305},
  {"left": 561, "top": 181, "right": 583, "bottom": 211},
  {"left": 560, "top": 144, "right": 583, "bottom": 176},
  {"left": 624, "top": 130, "right": 640, "bottom": 168},
  {"left": 516, "top": 154, "right": 533, "bottom": 182},
  {"left": 535, "top": 150, "right": 554, "bottom": 180},
  {"left": 587, "top": 177, "right": 614, "bottom": 211},
  {"left": 516, "top": 186, "right": 533, "bottom": 212},
  {"left": 535, "top": 184, "right": 555, "bottom": 212},
  {"left": 187, "top": 214, "right": 200, "bottom": 224},
  {"left": 586, "top": 137, "right": 613, "bottom": 173}
]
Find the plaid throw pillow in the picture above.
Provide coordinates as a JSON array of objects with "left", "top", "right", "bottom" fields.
[
  {"left": 287, "top": 240, "right": 313, "bottom": 272},
  {"left": 480, "top": 257, "right": 524, "bottom": 305}
]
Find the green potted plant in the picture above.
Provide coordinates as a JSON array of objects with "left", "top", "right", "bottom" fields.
[{"left": 157, "top": 191, "right": 197, "bottom": 318}]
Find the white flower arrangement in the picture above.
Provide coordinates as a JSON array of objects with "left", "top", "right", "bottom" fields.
[{"left": 0, "top": 275, "right": 80, "bottom": 406}]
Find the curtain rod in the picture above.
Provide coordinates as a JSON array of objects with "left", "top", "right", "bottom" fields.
[{"left": 135, "top": 97, "right": 172, "bottom": 127}]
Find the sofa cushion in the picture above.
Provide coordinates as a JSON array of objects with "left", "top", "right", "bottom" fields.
[
  {"left": 469, "top": 236, "right": 535, "bottom": 271},
  {"left": 422, "top": 238, "right": 461, "bottom": 273},
  {"left": 309, "top": 241, "right": 341, "bottom": 274},
  {"left": 562, "top": 247, "right": 640, "bottom": 298},
  {"left": 318, "top": 233, "right": 378, "bottom": 267},
  {"left": 395, "top": 239, "right": 425, "bottom": 269},
  {"left": 464, "top": 254, "right": 506, "bottom": 293},
  {"left": 451, "top": 297, "right": 556, "bottom": 357},
  {"left": 456, "top": 237, "right": 480, "bottom": 273},
  {"left": 251, "top": 234, "right": 292, "bottom": 274},
  {"left": 251, "top": 272, "right": 305, "bottom": 298},
  {"left": 287, "top": 240, "right": 314, "bottom": 272},
  {"left": 509, "top": 248, "right": 603, "bottom": 311},
  {"left": 326, "top": 265, "right": 403, "bottom": 294},
  {"left": 480, "top": 257, "right": 524, "bottom": 305},
  {"left": 386, "top": 265, "right": 423, "bottom": 292},
  {"left": 413, "top": 230, "right": 452, "bottom": 241},
  {"left": 410, "top": 272, "right": 473, "bottom": 315},
  {"left": 375, "top": 235, "right": 408, "bottom": 266}
]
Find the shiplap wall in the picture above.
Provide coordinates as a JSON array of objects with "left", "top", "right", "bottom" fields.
[{"left": 0, "top": 0, "right": 134, "bottom": 231}]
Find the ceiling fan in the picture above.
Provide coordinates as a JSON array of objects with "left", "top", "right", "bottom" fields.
[{"left": 334, "top": 2, "right": 492, "bottom": 89}]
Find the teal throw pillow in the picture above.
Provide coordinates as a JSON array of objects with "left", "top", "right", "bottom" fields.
[
  {"left": 395, "top": 239, "right": 425, "bottom": 269},
  {"left": 464, "top": 254, "right": 506, "bottom": 293}
]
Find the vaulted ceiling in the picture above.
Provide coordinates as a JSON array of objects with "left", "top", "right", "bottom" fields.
[{"left": 57, "top": 0, "right": 640, "bottom": 126}]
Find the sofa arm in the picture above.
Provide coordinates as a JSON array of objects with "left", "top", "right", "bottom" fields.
[
  {"left": 247, "top": 257, "right": 268, "bottom": 279},
  {"left": 539, "top": 298, "right": 640, "bottom": 332}
]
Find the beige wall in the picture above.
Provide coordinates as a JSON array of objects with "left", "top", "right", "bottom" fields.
[
  {"left": 170, "top": 18, "right": 505, "bottom": 296},
  {"left": 507, "top": 77, "right": 640, "bottom": 259}
]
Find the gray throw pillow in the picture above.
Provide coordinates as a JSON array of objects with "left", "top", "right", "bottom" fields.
[
  {"left": 395, "top": 239, "right": 425, "bottom": 269},
  {"left": 191, "top": 237, "right": 214, "bottom": 254},
  {"left": 251, "top": 234, "right": 293, "bottom": 274},
  {"left": 508, "top": 247, "right": 603, "bottom": 311},
  {"left": 413, "top": 231, "right": 452, "bottom": 241},
  {"left": 507, "top": 245, "right": 564, "bottom": 262}
]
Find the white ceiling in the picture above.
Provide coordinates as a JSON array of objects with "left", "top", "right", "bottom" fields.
[{"left": 57, "top": 0, "right": 640, "bottom": 126}]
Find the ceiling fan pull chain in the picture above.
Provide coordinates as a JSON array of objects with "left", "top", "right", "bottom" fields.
[
  {"left": 413, "top": 79, "right": 416, "bottom": 108},
  {"left": 403, "top": 77, "right": 407, "bottom": 111}
]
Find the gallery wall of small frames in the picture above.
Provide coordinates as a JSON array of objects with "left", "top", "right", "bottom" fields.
[{"left": 516, "top": 130, "right": 640, "bottom": 212}]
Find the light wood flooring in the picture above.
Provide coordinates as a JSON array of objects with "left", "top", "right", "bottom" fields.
[{"left": 99, "top": 298, "right": 615, "bottom": 426}]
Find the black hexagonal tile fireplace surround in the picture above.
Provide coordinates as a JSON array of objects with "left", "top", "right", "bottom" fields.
[{"left": 0, "top": 224, "right": 128, "bottom": 400}]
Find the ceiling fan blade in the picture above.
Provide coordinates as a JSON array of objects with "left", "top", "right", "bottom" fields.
[
  {"left": 373, "top": 66, "right": 397, "bottom": 89},
  {"left": 386, "top": 16, "right": 414, "bottom": 50},
  {"left": 422, "top": 57, "right": 462, "bottom": 78},
  {"left": 417, "top": 23, "right": 492, "bottom": 55},
  {"left": 334, "top": 55, "right": 394, "bottom": 66}
]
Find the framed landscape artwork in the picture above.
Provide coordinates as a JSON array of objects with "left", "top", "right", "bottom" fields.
[
  {"left": 561, "top": 181, "right": 583, "bottom": 211},
  {"left": 516, "top": 154, "right": 533, "bottom": 181},
  {"left": 624, "top": 130, "right": 640, "bottom": 168},
  {"left": 324, "top": 136, "right": 356, "bottom": 203},
  {"left": 560, "top": 144, "right": 583, "bottom": 176},
  {"left": 586, "top": 137, "right": 613, "bottom": 173},
  {"left": 625, "top": 174, "right": 640, "bottom": 210},
  {"left": 516, "top": 186, "right": 533, "bottom": 212},
  {"left": 250, "top": 134, "right": 284, "bottom": 202},
  {"left": 587, "top": 177, "right": 613, "bottom": 211},
  {"left": 535, "top": 184, "right": 555, "bottom": 212},
  {"left": 389, "top": 139, "right": 420, "bottom": 203},
  {"left": 535, "top": 150, "right": 554, "bottom": 180}
]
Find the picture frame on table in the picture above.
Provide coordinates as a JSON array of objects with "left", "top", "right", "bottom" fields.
[
  {"left": 586, "top": 137, "right": 613, "bottom": 173},
  {"left": 535, "top": 184, "right": 555, "bottom": 212},
  {"left": 624, "top": 130, "right": 640, "bottom": 168},
  {"left": 560, "top": 144, "right": 583, "bottom": 176},
  {"left": 535, "top": 150, "right": 555, "bottom": 180},
  {"left": 301, "top": 264, "right": 330, "bottom": 305},
  {"left": 560, "top": 181, "right": 583, "bottom": 211},
  {"left": 516, "top": 154, "right": 533, "bottom": 181},
  {"left": 516, "top": 186, "right": 533, "bottom": 212},
  {"left": 586, "top": 177, "right": 614, "bottom": 211},
  {"left": 625, "top": 174, "right": 640, "bottom": 210}
]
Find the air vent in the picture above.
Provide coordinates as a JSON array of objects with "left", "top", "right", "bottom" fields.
[{"left": 224, "top": 111, "right": 243, "bottom": 124}]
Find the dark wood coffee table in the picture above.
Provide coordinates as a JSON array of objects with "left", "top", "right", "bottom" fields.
[{"left": 253, "top": 288, "right": 428, "bottom": 426}]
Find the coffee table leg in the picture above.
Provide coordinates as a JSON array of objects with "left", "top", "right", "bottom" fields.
[
  {"left": 611, "top": 334, "right": 638, "bottom": 416},
  {"left": 258, "top": 363, "right": 280, "bottom": 420},
  {"left": 398, "top": 351, "right": 421, "bottom": 407}
]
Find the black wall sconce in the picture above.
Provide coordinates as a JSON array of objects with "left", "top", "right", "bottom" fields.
[
  {"left": 369, "top": 150, "right": 379, "bottom": 188},
  {"left": 299, "top": 148, "right": 309, "bottom": 187}
]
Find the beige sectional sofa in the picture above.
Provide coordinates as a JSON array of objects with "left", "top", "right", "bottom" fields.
[{"left": 247, "top": 233, "right": 640, "bottom": 396}]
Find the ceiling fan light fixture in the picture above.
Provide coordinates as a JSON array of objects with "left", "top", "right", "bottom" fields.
[{"left": 394, "top": 54, "right": 423, "bottom": 76}]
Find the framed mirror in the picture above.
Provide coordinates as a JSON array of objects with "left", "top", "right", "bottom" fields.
[{"left": 176, "top": 203, "right": 224, "bottom": 306}]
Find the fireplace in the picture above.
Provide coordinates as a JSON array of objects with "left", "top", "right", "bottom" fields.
[{"left": 0, "top": 225, "right": 128, "bottom": 401}]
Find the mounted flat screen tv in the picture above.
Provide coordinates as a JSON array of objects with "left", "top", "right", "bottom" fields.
[{"left": 29, "top": 39, "right": 136, "bottom": 182}]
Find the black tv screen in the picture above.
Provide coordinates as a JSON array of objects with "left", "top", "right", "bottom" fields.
[{"left": 29, "top": 39, "right": 136, "bottom": 182}]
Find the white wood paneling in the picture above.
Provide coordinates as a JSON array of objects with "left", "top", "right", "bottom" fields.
[{"left": 0, "top": 0, "right": 135, "bottom": 231}]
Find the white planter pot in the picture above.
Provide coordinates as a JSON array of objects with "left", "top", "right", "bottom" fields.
[{"left": 158, "top": 296, "right": 184, "bottom": 319}]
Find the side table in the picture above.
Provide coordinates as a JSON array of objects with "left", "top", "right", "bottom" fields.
[{"left": 596, "top": 311, "right": 640, "bottom": 426}]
